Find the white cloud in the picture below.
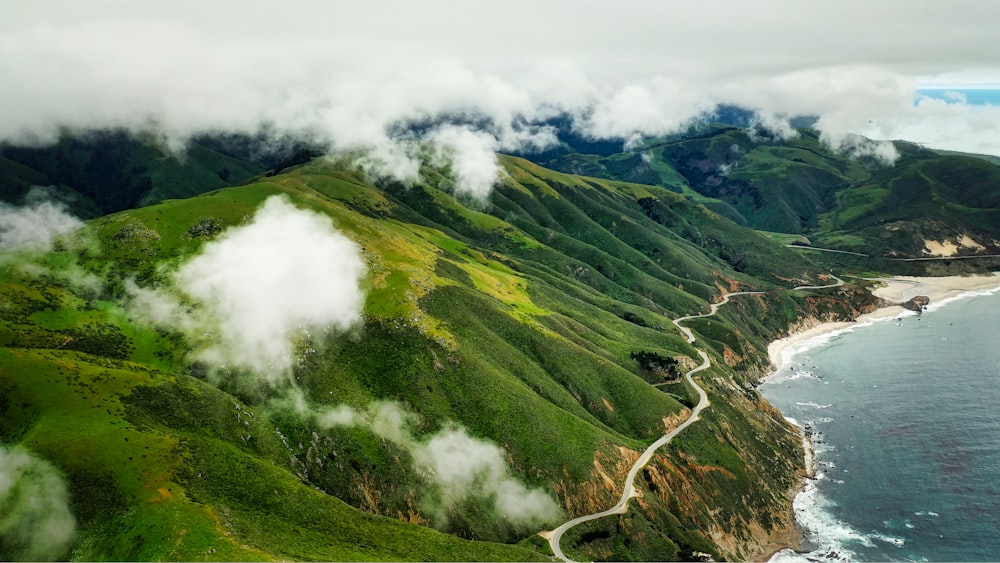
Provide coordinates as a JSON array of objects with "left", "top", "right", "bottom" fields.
[
  {"left": 820, "top": 131, "right": 900, "bottom": 166},
  {"left": 873, "top": 96, "right": 1000, "bottom": 156},
  {"left": 413, "top": 425, "right": 562, "bottom": 527},
  {"left": 747, "top": 112, "right": 799, "bottom": 142},
  {"left": 128, "top": 195, "right": 366, "bottom": 386},
  {"left": 427, "top": 125, "right": 502, "bottom": 201},
  {"left": 2, "top": 0, "right": 1000, "bottom": 193},
  {"left": 583, "top": 79, "right": 714, "bottom": 141},
  {"left": 309, "top": 399, "right": 561, "bottom": 527},
  {"left": 0, "top": 188, "right": 83, "bottom": 252},
  {"left": 0, "top": 446, "right": 76, "bottom": 561}
]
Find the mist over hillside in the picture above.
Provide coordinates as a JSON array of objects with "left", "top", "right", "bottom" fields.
[{"left": 3, "top": 2, "right": 1000, "bottom": 562}]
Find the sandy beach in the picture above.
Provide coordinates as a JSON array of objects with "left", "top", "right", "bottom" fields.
[{"left": 767, "top": 272, "right": 1000, "bottom": 374}]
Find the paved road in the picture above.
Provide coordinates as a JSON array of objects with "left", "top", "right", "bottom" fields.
[
  {"left": 790, "top": 274, "right": 843, "bottom": 291},
  {"left": 546, "top": 290, "right": 760, "bottom": 562},
  {"left": 786, "top": 244, "right": 1000, "bottom": 262},
  {"left": 784, "top": 244, "right": 869, "bottom": 257},
  {"left": 544, "top": 278, "right": 844, "bottom": 561},
  {"left": 885, "top": 254, "right": 1000, "bottom": 261}
]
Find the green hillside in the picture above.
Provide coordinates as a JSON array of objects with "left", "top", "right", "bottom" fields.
[
  {"left": 0, "top": 148, "right": 888, "bottom": 561},
  {"left": 0, "top": 130, "right": 266, "bottom": 218},
  {"left": 540, "top": 125, "right": 1000, "bottom": 261}
]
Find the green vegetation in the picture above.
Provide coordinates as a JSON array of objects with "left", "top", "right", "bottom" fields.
[
  {"left": 540, "top": 125, "right": 1000, "bottom": 266},
  {"left": 0, "top": 125, "right": 974, "bottom": 561}
]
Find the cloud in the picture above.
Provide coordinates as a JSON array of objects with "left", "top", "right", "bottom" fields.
[
  {"left": 427, "top": 125, "right": 502, "bottom": 201},
  {"left": 0, "top": 187, "right": 84, "bottom": 253},
  {"left": 870, "top": 96, "right": 1000, "bottom": 157},
  {"left": 747, "top": 111, "right": 799, "bottom": 143},
  {"left": 127, "top": 195, "right": 366, "bottom": 386},
  {"left": 2, "top": 1, "right": 1000, "bottom": 195},
  {"left": 820, "top": 131, "right": 899, "bottom": 165},
  {"left": 414, "top": 425, "right": 562, "bottom": 527},
  {"left": 0, "top": 446, "right": 76, "bottom": 561},
  {"left": 316, "top": 400, "right": 561, "bottom": 528}
]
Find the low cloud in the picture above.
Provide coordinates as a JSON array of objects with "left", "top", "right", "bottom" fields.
[
  {"left": 127, "top": 195, "right": 366, "bottom": 387},
  {"left": 820, "top": 131, "right": 899, "bottom": 165},
  {"left": 427, "top": 125, "right": 502, "bottom": 201},
  {"left": 747, "top": 111, "right": 799, "bottom": 142},
  {"left": 872, "top": 96, "right": 1000, "bottom": 157},
  {"left": 0, "top": 446, "right": 77, "bottom": 561},
  {"left": 318, "top": 400, "right": 562, "bottom": 529},
  {"left": 6, "top": 3, "right": 997, "bottom": 200},
  {"left": 0, "top": 187, "right": 84, "bottom": 253}
]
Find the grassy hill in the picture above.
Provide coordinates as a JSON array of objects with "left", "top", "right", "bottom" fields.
[
  {"left": 2, "top": 144, "right": 887, "bottom": 561},
  {"left": 0, "top": 130, "right": 268, "bottom": 218},
  {"left": 539, "top": 125, "right": 1000, "bottom": 262}
]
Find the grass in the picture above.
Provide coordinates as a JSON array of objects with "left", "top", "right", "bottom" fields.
[{"left": 0, "top": 149, "right": 870, "bottom": 561}]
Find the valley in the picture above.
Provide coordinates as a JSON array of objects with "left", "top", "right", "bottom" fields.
[{"left": 0, "top": 124, "right": 995, "bottom": 561}]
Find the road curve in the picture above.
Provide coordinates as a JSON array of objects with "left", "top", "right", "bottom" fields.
[
  {"left": 546, "top": 290, "right": 760, "bottom": 562},
  {"left": 545, "top": 277, "right": 842, "bottom": 561},
  {"left": 790, "top": 274, "right": 843, "bottom": 292}
]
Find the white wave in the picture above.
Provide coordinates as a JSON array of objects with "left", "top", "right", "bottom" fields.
[
  {"left": 925, "top": 285, "right": 1000, "bottom": 313},
  {"left": 775, "top": 311, "right": 916, "bottom": 371},
  {"left": 795, "top": 401, "right": 834, "bottom": 409},
  {"left": 870, "top": 532, "right": 906, "bottom": 547},
  {"left": 783, "top": 478, "right": 865, "bottom": 562}
]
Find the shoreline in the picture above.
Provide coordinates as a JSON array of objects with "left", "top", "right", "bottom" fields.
[
  {"left": 756, "top": 272, "right": 1000, "bottom": 562},
  {"left": 767, "top": 272, "right": 1000, "bottom": 375}
]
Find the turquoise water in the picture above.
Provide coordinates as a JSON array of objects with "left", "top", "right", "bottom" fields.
[
  {"left": 915, "top": 89, "right": 1000, "bottom": 106},
  {"left": 761, "top": 289, "right": 1000, "bottom": 562}
]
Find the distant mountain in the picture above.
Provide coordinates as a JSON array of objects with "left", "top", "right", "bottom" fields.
[
  {"left": 532, "top": 123, "right": 1000, "bottom": 260},
  {"left": 0, "top": 129, "right": 321, "bottom": 218}
]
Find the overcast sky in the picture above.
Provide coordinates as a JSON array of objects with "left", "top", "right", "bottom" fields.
[{"left": 3, "top": 0, "right": 1000, "bottom": 166}]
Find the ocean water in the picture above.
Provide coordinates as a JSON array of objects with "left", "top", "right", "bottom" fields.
[
  {"left": 915, "top": 89, "right": 1000, "bottom": 106},
  {"left": 761, "top": 289, "right": 1000, "bottom": 562}
]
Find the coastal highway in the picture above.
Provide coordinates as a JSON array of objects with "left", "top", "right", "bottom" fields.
[
  {"left": 545, "top": 290, "right": 759, "bottom": 562},
  {"left": 672, "top": 290, "right": 764, "bottom": 344},
  {"left": 791, "top": 274, "right": 844, "bottom": 292},
  {"left": 545, "top": 278, "right": 843, "bottom": 562}
]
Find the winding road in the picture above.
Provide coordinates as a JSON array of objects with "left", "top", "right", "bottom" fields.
[{"left": 544, "top": 277, "right": 842, "bottom": 562}]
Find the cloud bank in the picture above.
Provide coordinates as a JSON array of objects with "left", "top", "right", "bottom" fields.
[
  {"left": 3, "top": 1, "right": 1000, "bottom": 197},
  {"left": 320, "top": 401, "right": 562, "bottom": 529},
  {"left": 128, "top": 195, "right": 366, "bottom": 386},
  {"left": 0, "top": 446, "right": 77, "bottom": 561}
]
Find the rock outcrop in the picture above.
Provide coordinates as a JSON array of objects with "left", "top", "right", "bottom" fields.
[{"left": 902, "top": 295, "right": 930, "bottom": 312}]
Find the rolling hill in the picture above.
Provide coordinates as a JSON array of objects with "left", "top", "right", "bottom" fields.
[
  {"left": 537, "top": 124, "right": 1000, "bottom": 263},
  {"left": 0, "top": 137, "right": 894, "bottom": 561}
]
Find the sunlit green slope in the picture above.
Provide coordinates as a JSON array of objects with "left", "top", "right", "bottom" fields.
[{"left": 1, "top": 155, "right": 880, "bottom": 561}]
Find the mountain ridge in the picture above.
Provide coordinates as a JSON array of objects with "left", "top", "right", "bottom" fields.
[{"left": 0, "top": 126, "right": 988, "bottom": 561}]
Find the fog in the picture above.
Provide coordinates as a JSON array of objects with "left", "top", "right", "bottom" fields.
[
  {"left": 0, "top": 446, "right": 76, "bottom": 561},
  {"left": 322, "top": 400, "right": 562, "bottom": 528},
  {"left": 0, "top": 187, "right": 84, "bottom": 252},
  {"left": 3, "top": 1, "right": 999, "bottom": 196}
]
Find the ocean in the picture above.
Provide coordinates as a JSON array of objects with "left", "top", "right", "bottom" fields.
[{"left": 760, "top": 289, "right": 1000, "bottom": 562}]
